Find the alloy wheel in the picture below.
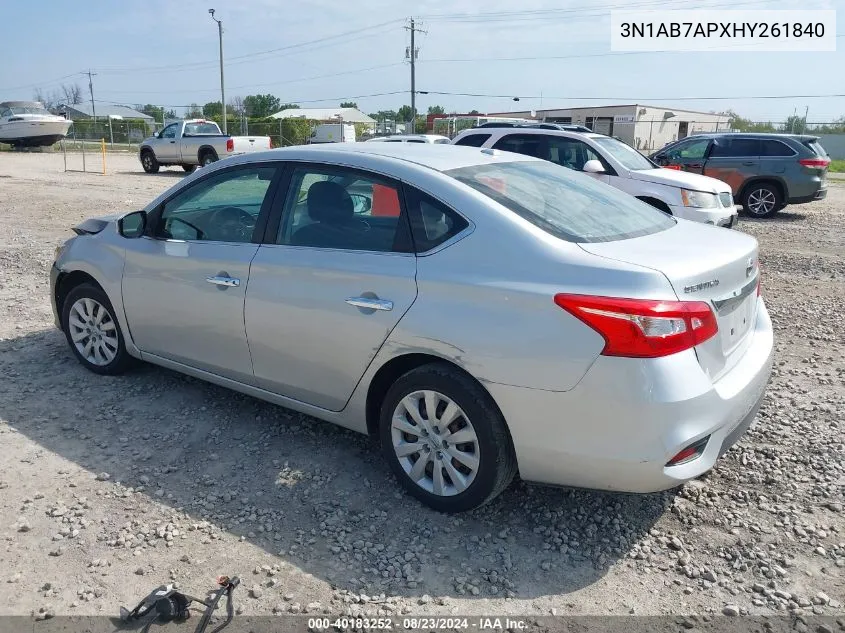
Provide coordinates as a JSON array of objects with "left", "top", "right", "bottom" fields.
[
  {"left": 747, "top": 188, "right": 777, "bottom": 216},
  {"left": 391, "top": 390, "right": 480, "bottom": 497},
  {"left": 67, "top": 297, "right": 119, "bottom": 366}
]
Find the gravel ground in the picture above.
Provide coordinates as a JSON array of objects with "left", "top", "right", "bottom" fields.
[{"left": 0, "top": 152, "right": 842, "bottom": 624}]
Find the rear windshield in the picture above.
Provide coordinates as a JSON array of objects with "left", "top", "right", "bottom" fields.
[
  {"left": 805, "top": 140, "right": 828, "bottom": 157},
  {"left": 445, "top": 160, "right": 676, "bottom": 243},
  {"left": 184, "top": 122, "right": 221, "bottom": 135}
]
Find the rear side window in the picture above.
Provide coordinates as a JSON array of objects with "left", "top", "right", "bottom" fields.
[
  {"left": 403, "top": 186, "right": 469, "bottom": 252},
  {"left": 454, "top": 134, "right": 490, "bottom": 147},
  {"left": 710, "top": 138, "right": 760, "bottom": 157},
  {"left": 493, "top": 134, "right": 548, "bottom": 159},
  {"left": 805, "top": 140, "right": 828, "bottom": 157},
  {"left": 760, "top": 140, "right": 796, "bottom": 157},
  {"left": 446, "top": 161, "right": 675, "bottom": 243}
]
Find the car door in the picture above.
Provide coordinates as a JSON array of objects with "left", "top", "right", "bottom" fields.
[
  {"left": 155, "top": 123, "right": 180, "bottom": 162},
  {"left": 492, "top": 133, "right": 550, "bottom": 161},
  {"left": 703, "top": 137, "right": 761, "bottom": 195},
  {"left": 121, "top": 163, "right": 282, "bottom": 383},
  {"left": 244, "top": 163, "right": 418, "bottom": 411},
  {"left": 545, "top": 136, "right": 614, "bottom": 185},
  {"left": 655, "top": 137, "right": 712, "bottom": 173}
]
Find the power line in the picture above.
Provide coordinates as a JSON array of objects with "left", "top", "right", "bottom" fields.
[
  {"left": 93, "top": 90, "right": 406, "bottom": 109},
  {"left": 0, "top": 72, "right": 86, "bottom": 93}
]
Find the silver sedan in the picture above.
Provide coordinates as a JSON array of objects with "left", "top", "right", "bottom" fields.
[{"left": 50, "top": 144, "right": 774, "bottom": 512}]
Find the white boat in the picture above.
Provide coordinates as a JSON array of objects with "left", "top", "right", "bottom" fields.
[{"left": 0, "top": 101, "right": 72, "bottom": 147}]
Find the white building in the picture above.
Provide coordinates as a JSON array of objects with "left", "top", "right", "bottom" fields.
[
  {"left": 269, "top": 107, "right": 376, "bottom": 132},
  {"left": 490, "top": 104, "right": 731, "bottom": 151}
]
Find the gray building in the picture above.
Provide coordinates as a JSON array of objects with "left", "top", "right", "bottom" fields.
[{"left": 490, "top": 104, "right": 731, "bottom": 151}]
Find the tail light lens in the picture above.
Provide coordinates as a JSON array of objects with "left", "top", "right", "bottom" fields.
[
  {"left": 226, "top": 138, "right": 234, "bottom": 152},
  {"left": 554, "top": 294, "right": 718, "bottom": 358},
  {"left": 798, "top": 157, "right": 830, "bottom": 169},
  {"left": 666, "top": 436, "right": 710, "bottom": 466}
]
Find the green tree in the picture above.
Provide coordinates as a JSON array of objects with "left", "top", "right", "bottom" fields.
[
  {"left": 397, "top": 105, "right": 413, "bottom": 122},
  {"left": 278, "top": 103, "right": 299, "bottom": 111},
  {"left": 370, "top": 109, "right": 397, "bottom": 121},
  {"left": 340, "top": 101, "right": 358, "bottom": 109},
  {"left": 782, "top": 115, "right": 807, "bottom": 134},
  {"left": 427, "top": 105, "right": 445, "bottom": 115},
  {"left": 203, "top": 101, "right": 224, "bottom": 118},
  {"left": 185, "top": 103, "right": 203, "bottom": 118},
  {"left": 722, "top": 110, "right": 775, "bottom": 133},
  {"left": 243, "top": 94, "right": 282, "bottom": 118},
  {"left": 468, "top": 109, "right": 480, "bottom": 115},
  {"left": 279, "top": 118, "right": 313, "bottom": 146},
  {"left": 136, "top": 104, "right": 165, "bottom": 121}
]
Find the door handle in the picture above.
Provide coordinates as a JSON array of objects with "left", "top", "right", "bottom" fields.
[
  {"left": 345, "top": 297, "right": 393, "bottom": 311},
  {"left": 742, "top": 161, "right": 755, "bottom": 166},
  {"left": 170, "top": 140, "right": 176, "bottom": 144},
  {"left": 206, "top": 275, "right": 240, "bottom": 287},
  {"left": 688, "top": 163, "right": 702, "bottom": 168}
]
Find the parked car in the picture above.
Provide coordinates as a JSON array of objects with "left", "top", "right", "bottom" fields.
[
  {"left": 139, "top": 119, "right": 271, "bottom": 173},
  {"left": 452, "top": 127, "right": 739, "bottom": 227},
  {"left": 309, "top": 123, "right": 356, "bottom": 144},
  {"left": 650, "top": 133, "right": 830, "bottom": 218},
  {"left": 366, "top": 134, "right": 451, "bottom": 144},
  {"left": 50, "top": 144, "right": 773, "bottom": 512},
  {"left": 475, "top": 121, "right": 594, "bottom": 133}
]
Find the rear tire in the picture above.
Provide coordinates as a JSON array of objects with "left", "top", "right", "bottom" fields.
[
  {"left": 140, "top": 150, "right": 159, "bottom": 174},
  {"left": 199, "top": 151, "right": 218, "bottom": 167},
  {"left": 742, "top": 183, "right": 781, "bottom": 218},
  {"left": 61, "top": 283, "right": 136, "bottom": 375},
  {"left": 379, "top": 363, "right": 517, "bottom": 513}
]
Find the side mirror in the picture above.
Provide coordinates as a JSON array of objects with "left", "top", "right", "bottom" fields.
[
  {"left": 118, "top": 211, "right": 147, "bottom": 238},
  {"left": 582, "top": 160, "right": 605, "bottom": 174}
]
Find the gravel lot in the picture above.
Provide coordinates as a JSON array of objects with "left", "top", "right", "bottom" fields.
[{"left": 0, "top": 152, "right": 842, "bottom": 624}]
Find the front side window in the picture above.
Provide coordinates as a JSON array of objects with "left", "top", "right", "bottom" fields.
[
  {"left": 446, "top": 160, "right": 675, "bottom": 244},
  {"left": 277, "top": 166, "right": 411, "bottom": 252},
  {"left": 665, "top": 138, "right": 710, "bottom": 160},
  {"left": 546, "top": 137, "right": 603, "bottom": 171},
  {"left": 161, "top": 124, "right": 178, "bottom": 139},
  {"left": 454, "top": 134, "right": 490, "bottom": 147},
  {"left": 591, "top": 137, "right": 656, "bottom": 170},
  {"left": 155, "top": 166, "right": 277, "bottom": 242}
]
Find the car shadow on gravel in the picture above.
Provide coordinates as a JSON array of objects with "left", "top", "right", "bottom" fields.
[
  {"left": 0, "top": 329, "right": 672, "bottom": 601},
  {"left": 114, "top": 170, "right": 185, "bottom": 178},
  {"left": 739, "top": 211, "right": 807, "bottom": 224}
]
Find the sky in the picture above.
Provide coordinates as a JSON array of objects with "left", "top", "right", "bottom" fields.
[{"left": 0, "top": 0, "right": 842, "bottom": 124}]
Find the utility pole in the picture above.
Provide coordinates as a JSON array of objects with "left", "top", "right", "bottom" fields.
[
  {"left": 85, "top": 70, "right": 97, "bottom": 122},
  {"left": 209, "top": 9, "right": 227, "bottom": 134},
  {"left": 405, "top": 18, "right": 425, "bottom": 133},
  {"left": 802, "top": 105, "right": 809, "bottom": 135}
]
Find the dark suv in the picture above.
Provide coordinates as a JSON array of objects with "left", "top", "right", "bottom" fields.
[{"left": 650, "top": 133, "right": 830, "bottom": 218}]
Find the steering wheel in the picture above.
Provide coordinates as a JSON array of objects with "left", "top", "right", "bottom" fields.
[{"left": 209, "top": 206, "right": 255, "bottom": 241}]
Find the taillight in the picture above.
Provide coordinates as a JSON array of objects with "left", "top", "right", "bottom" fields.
[
  {"left": 226, "top": 138, "right": 234, "bottom": 152},
  {"left": 798, "top": 157, "right": 830, "bottom": 168},
  {"left": 553, "top": 294, "right": 718, "bottom": 358},
  {"left": 666, "top": 436, "right": 710, "bottom": 466},
  {"left": 268, "top": 138, "right": 272, "bottom": 149}
]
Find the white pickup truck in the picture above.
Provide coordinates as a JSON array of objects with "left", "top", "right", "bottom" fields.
[{"left": 139, "top": 119, "right": 271, "bottom": 173}]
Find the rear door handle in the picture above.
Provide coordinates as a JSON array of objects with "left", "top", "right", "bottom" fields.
[
  {"left": 688, "top": 163, "right": 702, "bottom": 169},
  {"left": 206, "top": 275, "right": 240, "bottom": 287},
  {"left": 345, "top": 297, "right": 393, "bottom": 311},
  {"left": 742, "top": 161, "right": 755, "bottom": 166}
]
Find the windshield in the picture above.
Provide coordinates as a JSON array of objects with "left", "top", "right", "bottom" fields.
[
  {"left": 445, "top": 160, "right": 675, "bottom": 243},
  {"left": 184, "top": 122, "right": 221, "bottom": 135},
  {"left": 592, "top": 137, "right": 656, "bottom": 170},
  {"left": 10, "top": 106, "right": 51, "bottom": 116}
]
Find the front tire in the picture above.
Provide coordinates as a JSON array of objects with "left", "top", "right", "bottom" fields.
[
  {"left": 379, "top": 364, "right": 517, "bottom": 512},
  {"left": 742, "top": 183, "right": 781, "bottom": 218},
  {"left": 61, "top": 283, "right": 135, "bottom": 375},
  {"left": 140, "top": 150, "right": 159, "bottom": 174}
]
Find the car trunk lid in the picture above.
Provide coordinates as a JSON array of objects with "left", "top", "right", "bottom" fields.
[{"left": 578, "top": 221, "right": 760, "bottom": 381}]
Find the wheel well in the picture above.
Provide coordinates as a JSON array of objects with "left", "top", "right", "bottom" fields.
[
  {"left": 740, "top": 178, "right": 786, "bottom": 202},
  {"left": 365, "top": 353, "right": 505, "bottom": 439},
  {"left": 140, "top": 147, "right": 153, "bottom": 156},
  {"left": 55, "top": 271, "right": 103, "bottom": 326},
  {"left": 198, "top": 146, "right": 217, "bottom": 161},
  {"left": 636, "top": 196, "right": 672, "bottom": 214}
]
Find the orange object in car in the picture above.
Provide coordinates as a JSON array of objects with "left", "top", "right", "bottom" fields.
[
  {"left": 371, "top": 184, "right": 401, "bottom": 216},
  {"left": 663, "top": 165, "right": 682, "bottom": 171}
]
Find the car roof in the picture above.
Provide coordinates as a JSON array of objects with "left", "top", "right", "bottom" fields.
[
  {"left": 224, "top": 142, "right": 539, "bottom": 173},
  {"left": 457, "top": 127, "right": 609, "bottom": 141},
  {"left": 675, "top": 132, "right": 817, "bottom": 141}
]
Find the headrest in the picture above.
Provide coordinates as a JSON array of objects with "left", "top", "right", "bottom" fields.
[{"left": 307, "top": 181, "right": 354, "bottom": 223}]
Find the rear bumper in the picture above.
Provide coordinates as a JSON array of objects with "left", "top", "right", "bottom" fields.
[
  {"left": 789, "top": 187, "right": 828, "bottom": 205},
  {"left": 669, "top": 203, "right": 739, "bottom": 228},
  {"left": 486, "top": 297, "right": 774, "bottom": 493}
]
